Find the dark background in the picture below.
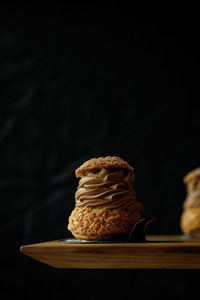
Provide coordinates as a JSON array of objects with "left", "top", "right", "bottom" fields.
[{"left": 1, "top": 3, "right": 200, "bottom": 299}]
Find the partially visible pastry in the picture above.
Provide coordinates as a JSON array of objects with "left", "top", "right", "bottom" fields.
[
  {"left": 180, "top": 168, "right": 200, "bottom": 235},
  {"left": 68, "top": 156, "right": 143, "bottom": 240}
]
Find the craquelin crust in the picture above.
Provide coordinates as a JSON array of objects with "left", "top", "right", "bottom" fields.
[
  {"left": 180, "top": 207, "right": 200, "bottom": 235},
  {"left": 183, "top": 167, "right": 200, "bottom": 184},
  {"left": 76, "top": 156, "right": 134, "bottom": 178},
  {"left": 68, "top": 206, "right": 142, "bottom": 240}
]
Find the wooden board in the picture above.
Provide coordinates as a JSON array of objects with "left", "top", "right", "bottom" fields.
[{"left": 20, "top": 235, "right": 200, "bottom": 269}]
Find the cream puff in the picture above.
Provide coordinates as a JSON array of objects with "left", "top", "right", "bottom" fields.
[
  {"left": 180, "top": 167, "right": 200, "bottom": 235},
  {"left": 68, "top": 156, "right": 143, "bottom": 240}
]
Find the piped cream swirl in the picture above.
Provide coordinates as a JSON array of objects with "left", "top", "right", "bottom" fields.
[
  {"left": 184, "top": 191, "right": 200, "bottom": 209},
  {"left": 75, "top": 168, "right": 139, "bottom": 210}
]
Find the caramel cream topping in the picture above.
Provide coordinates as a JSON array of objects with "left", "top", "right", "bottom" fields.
[
  {"left": 184, "top": 191, "right": 200, "bottom": 209},
  {"left": 75, "top": 168, "right": 139, "bottom": 210},
  {"left": 184, "top": 178, "right": 200, "bottom": 208}
]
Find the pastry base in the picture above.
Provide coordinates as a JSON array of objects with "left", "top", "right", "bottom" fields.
[
  {"left": 68, "top": 206, "right": 142, "bottom": 241},
  {"left": 180, "top": 207, "right": 200, "bottom": 235}
]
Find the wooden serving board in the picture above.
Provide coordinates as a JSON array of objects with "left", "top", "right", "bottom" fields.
[{"left": 20, "top": 235, "right": 200, "bottom": 269}]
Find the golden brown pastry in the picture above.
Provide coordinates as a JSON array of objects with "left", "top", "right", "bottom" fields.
[
  {"left": 68, "top": 156, "right": 143, "bottom": 240},
  {"left": 180, "top": 168, "right": 200, "bottom": 235}
]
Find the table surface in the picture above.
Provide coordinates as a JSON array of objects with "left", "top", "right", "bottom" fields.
[{"left": 20, "top": 235, "right": 200, "bottom": 269}]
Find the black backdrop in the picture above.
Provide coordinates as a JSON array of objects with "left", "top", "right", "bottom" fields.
[{"left": 1, "top": 3, "right": 200, "bottom": 299}]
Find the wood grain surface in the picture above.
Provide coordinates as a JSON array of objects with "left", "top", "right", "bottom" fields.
[{"left": 20, "top": 235, "right": 200, "bottom": 269}]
